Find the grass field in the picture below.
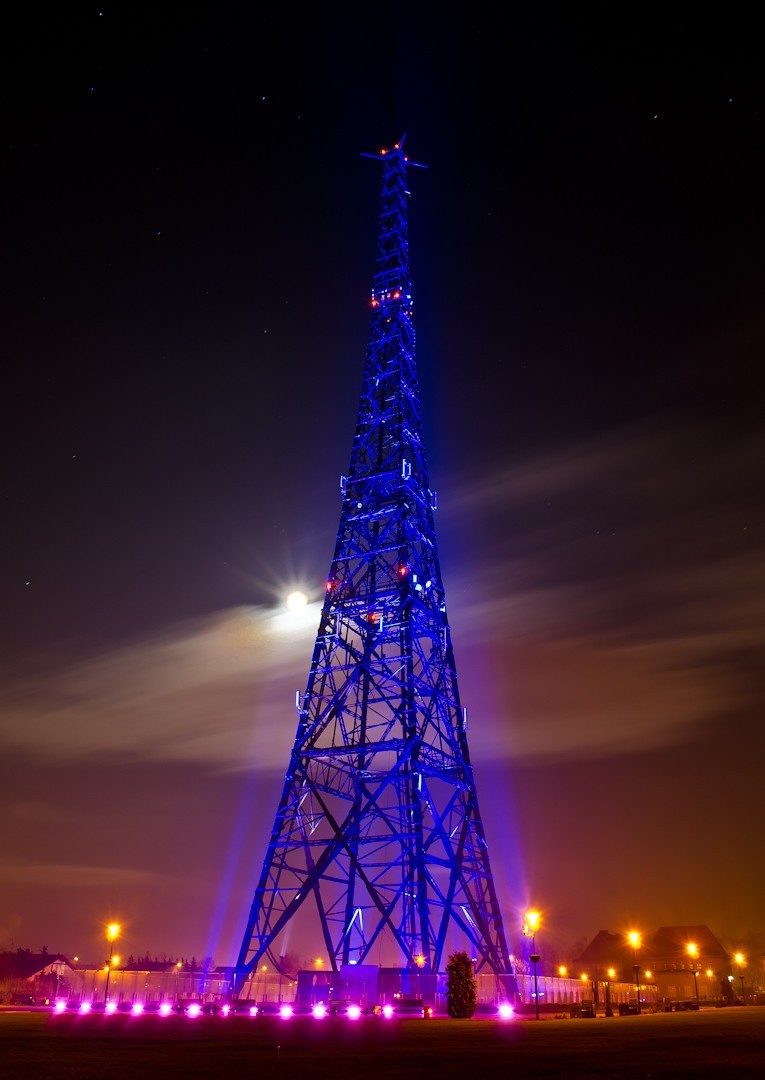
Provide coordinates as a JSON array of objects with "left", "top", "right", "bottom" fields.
[{"left": 2, "top": 1005, "right": 764, "bottom": 1078}]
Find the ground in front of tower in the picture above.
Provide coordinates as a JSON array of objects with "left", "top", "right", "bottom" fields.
[{"left": 2, "top": 1006, "right": 764, "bottom": 1078}]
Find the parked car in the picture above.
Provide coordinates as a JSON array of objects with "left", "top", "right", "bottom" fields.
[
  {"left": 229, "top": 999, "right": 259, "bottom": 1015},
  {"left": 392, "top": 997, "right": 431, "bottom": 1018},
  {"left": 327, "top": 999, "right": 363, "bottom": 1016}
]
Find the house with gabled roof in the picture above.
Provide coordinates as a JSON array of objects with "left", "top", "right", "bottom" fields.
[
  {"left": 575, "top": 925, "right": 734, "bottom": 1007},
  {"left": 646, "top": 924, "right": 733, "bottom": 1005},
  {"left": 0, "top": 949, "right": 72, "bottom": 1004}
]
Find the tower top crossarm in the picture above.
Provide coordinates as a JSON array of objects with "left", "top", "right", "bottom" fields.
[{"left": 359, "top": 133, "right": 428, "bottom": 169}]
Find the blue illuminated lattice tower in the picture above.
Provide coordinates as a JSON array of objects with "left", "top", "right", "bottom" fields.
[{"left": 234, "top": 137, "right": 516, "bottom": 998}]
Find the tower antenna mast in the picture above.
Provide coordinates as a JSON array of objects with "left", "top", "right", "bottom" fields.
[{"left": 234, "top": 137, "right": 516, "bottom": 1001}]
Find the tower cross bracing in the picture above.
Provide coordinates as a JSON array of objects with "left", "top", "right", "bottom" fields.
[{"left": 234, "top": 137, "right": 516, "bottom": 997}]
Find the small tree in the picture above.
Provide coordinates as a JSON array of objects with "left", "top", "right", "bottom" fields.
[{"left": 446, "top": 951, "right": 477, "bottom": 1018}]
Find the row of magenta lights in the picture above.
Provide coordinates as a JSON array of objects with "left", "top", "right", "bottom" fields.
[
  {"left": 80, "top": 925, "right": 518, "bottom": 1022},
  {"left": 54, "top": 1001, "right": 425, "bottom": 1020},
  {"left": 56, "top": 1001, "right": 516, "bottom": 1021},
  {"left": 55, "top": 1000, "right": 177, "bottom": 1016}
]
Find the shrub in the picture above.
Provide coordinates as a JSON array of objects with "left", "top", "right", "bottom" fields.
[{"left": 446, "top": 951, "right": 477, "bottom": 1018}]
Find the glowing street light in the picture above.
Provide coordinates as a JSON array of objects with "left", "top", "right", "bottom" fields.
[
  {"left": 103, "top": 923, "right": 120, "bottom": 1003},
  {"left": 558, "top": 965, "right": 568, "bottom": 977},
  {"left": 627, "top": 931, "right": 642, "bottom": 1014},
  {"left": 734, "top": 952, "right": 746, "bottom": 1004},
  {"left": 605, "top": 967, "right": 616, "bottom": 1017},
  {"left": 686, "top": 943, "right": 700, "bottom": 1007},
  {"left": 523, "top": 911, "right": 542, "bottom": 1021}
]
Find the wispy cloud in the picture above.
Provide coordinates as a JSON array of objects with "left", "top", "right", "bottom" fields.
[
  {"left": 445, "top": 412, "right": 764, "bottom": 759},
  {"left": 0, "top": 864, "right": 151, "bottom": 888},
  {"left": 1, "top": 416, "right": 761, "bottom": 770},
  {"left": 0, "top": 605, "right": 317, "bottom": 770}
]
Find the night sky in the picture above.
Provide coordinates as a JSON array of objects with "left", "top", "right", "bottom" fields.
[{"left": 2, "top": 7, "right": 764, "bottom": 968}]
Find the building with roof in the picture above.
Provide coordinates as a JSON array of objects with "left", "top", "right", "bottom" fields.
[
  {"left": 575, "top": 925, "right": 735, "bottom": 1008},
  {"left": 0, "top": 949, "right": 72, "bottom": 1004}
]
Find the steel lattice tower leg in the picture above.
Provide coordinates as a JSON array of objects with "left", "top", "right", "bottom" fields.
[{"left": 234, "top": 137, "right": 516, "bottom": 1001}]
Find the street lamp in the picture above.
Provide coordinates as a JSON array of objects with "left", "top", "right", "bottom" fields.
[
  {"left": 627, "top": 931, "right": 642, "bottom": 1014},
  {"left": 103, "top": 923, "right": 120, "bottom": 1004},
  {"left": 734, "top": 952, "right": 746, "bottom": 1004},
  {"left": 580, "top": 971, "right": 594, "bottom": 1012},
  {"left": 686, "top": 943, "right": 700, "bottom": 1007},
  {"left": 523, "top": 911, "right": 541, "bottom": 1020},
  {"left": 605, "top": 967, "right": 616, "bottom": 1017}
]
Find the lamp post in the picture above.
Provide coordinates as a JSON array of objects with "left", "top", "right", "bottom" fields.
[
  {"left": 734, "top": 953, "right": 746, "bottom": 1004},
  {"left": 605, "top": 967, "right": 616, "bottom": 1017},
  {"left": 103, "top": 923, "right": 120, "bottom": 1004},
  {"left": 580, "top": 972, "right": 594, "bottom": 1015},
  {"left": 627, "top": 931, "right": 642, "bottom": 1014},
  {"left": 686, "top": 943, "right": 700, "bottom": 1007},
  {"left": 523, "top": 911, "right": 541, "bottom": 1020}
]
